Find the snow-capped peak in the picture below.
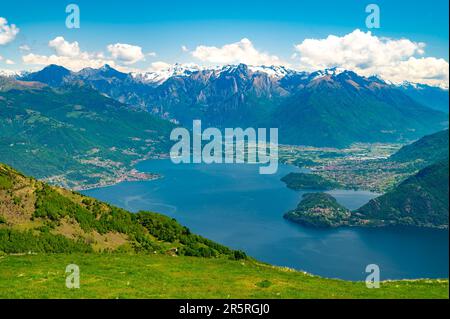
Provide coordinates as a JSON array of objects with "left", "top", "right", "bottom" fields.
[
  {"left": 310, "top": 67, "right": 346, "bottom": 80},
  {"left": 398, "top": 81, "right": 423, "bottom": 89},
  {"left": 248, "top": 65, "right": 296, "bottom": 78},
  {"left": 367, "top": 74, "right": 391, "bottom": 85},
  {"left": 131, "top": 63, "right": 203, "bottom": 84},
  {"left": 0, "top": 69, "right": 24, "bottom": 78}
]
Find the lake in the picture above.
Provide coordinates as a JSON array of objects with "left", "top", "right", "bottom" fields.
[{"left": 83, "top": 159, "right": 449, "bottom": 281}]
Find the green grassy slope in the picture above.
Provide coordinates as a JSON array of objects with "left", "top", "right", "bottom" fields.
[{"left": 0, "top": 253, "right": 448, "bottom": 299}]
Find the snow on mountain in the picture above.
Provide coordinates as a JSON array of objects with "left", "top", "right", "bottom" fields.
[
  {"left": 0, "top": 69, "right": 24, "bottom": 78},
  {"left": 398, "top": 81, "right": 427, "bottom": 90},
  {"left": 132, "top": 64, "right": 307, "bottom": 84},
  {"left": 8, "top": 62, "right": 448, "bottom": 92},
  {"left": 309, "top": 67, "right": 346, "bottom": 80},
  {"left": 248, "top": 65, "right": 297, "bottom": 78},
  {"left": 367, "top": 74, "right": 391, "bottom": 85},
  {"left": 131, "top": 63, "right": 203, "bottom": 84}
]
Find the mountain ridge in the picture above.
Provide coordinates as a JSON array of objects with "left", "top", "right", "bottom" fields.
[{"left": 9, "top": 63, "right": 450, "bottom": 148}]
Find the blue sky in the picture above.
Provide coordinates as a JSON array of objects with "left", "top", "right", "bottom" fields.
[{"left": 0, "top": 0, "right": 449, "bottom": 87}]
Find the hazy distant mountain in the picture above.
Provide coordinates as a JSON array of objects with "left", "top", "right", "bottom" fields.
[
  {"left": 397, "top": 82, "right": 449, "bottom": 113},
  {"left": 18, "top": 64, "right": 449, "bottom": 147}
]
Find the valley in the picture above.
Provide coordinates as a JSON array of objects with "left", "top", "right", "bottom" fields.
[{"left": 279, "top": 142, "right": 407, "bottom": 192}]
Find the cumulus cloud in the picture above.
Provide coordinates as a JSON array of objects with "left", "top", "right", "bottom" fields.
[
  {"left": 22, "top": 37, "right": 151, "bottom": 71},
  {"left": 107, "top": 43, "right": 145, "bottom": 64},
  {"left": 0, "top": 17, "right": 19, "bottom": 45},
  {"left": 293, "top": 29, "right": 449, "bottom": 88},
  {"left": 23, "top": 36, "right": 116, "bottom": 71},
  {"left": 22, "top": 53, "right": 116, "bottom": 71},
  {"left": 22, "top": 53, "right": 115, "bottom": 71},
  {"left": 181, "top": 45, "right": 189, "bottom": 52},
  {"left": 191, "top": 38, "right": 284, "bottom": 66},
  {"left": 49, "top": 36, "right": 80, "bottom": 57}
]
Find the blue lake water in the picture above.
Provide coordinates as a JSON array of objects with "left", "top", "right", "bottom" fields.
[{"left": 83, "top": 159, "right": 449, "bottom": 281}]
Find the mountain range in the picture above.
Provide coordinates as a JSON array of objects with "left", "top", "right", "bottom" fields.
[{"left": 17, "top": 63, "right": 449, "bottom": 147}]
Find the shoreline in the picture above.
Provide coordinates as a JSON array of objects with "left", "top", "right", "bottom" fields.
[
  {"left": 70, "top": 154, "right": 171, "bottom": 192},
  {"left": 73, "top": 171, "right": 163, "bottom": 192}
]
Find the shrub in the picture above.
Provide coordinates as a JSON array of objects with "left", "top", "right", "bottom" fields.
[
  {"left": 0, "top": 229, "right": 92, "bottom": 253},
  {"left": 232, "top": 250, "right": 247, "bottom": 260}
]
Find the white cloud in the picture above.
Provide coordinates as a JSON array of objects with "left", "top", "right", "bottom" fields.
[
  {"left": 19, "top": 44, "right": 31, "bottom": 51},
  {"left": 293, "top": 29, "right": 449, "bottom": 88},
  {"left": 107, "top": 43, "right": 145, "bottom": 65},
  {"left": 23, "top": 38, "right": 111, "bottom": 71},
  {"left": 191, "top": 38, "right": 284, "bottom": 66},
  {"left": 23, "top": 36, "right": 118, "bottom": 71},
  {"left": 49, "top": 36, "right": 80, "bottom": 57},
  {"left": 0, "top": 17, "right": 19, "bottom": 45},
  {"left": 22, "top": 53, "right": 116, "bottom": 71},
  {"left": 23, "top": 37, "right": 152, "bottom": 71},
  {"left": 181, "top": 45, "right": 189, "bottom": 52},
  {"left": 380, "top": 57, "right": 449, "bottom": 88}
]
